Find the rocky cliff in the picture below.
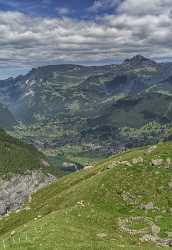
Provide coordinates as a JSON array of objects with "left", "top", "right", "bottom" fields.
[{"left": 0, "top": 171, "right": 56, "bottom": 215}]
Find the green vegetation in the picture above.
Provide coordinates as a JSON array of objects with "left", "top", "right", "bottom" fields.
[
  {"left": 43, "top": 145, "right": 107, "bottom": 177},
  {"left": 0, "top": 129, "right": 54, "bottom": 176},
  {"left": 119, "top": 121, "right": 171, "bottom": 147},
  {"left": 4, "top": 56, "right": 172, "bottom": 153},
  {"left": 1, "top": 141, "right": 172, "bottom": 249},
  {"left": 46, "top": 145, "right": 106, "bottom": 165}
]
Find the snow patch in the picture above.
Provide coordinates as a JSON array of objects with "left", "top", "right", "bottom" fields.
[
  {"left": 23, "top": 90, "right": 34, "bottom": 98},
  {"left": 25, "top": 79, "right": 36, "bottom": 87}
]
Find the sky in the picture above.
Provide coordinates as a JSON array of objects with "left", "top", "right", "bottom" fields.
[{"left": 0, "top": 0, "right": 172, "bottom": 78}]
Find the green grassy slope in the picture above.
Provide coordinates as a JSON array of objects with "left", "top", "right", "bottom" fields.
[
  {"left": 0, "top": 129, "right": 54, "bottom": 176},
  {"left": 1, "top": 141, "right": 172, "bottom": 249}
]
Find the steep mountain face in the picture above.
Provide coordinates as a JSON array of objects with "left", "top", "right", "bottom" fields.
[
  {"left": 1, "top": 55, "right": 172, "bottom": 150},
  {"left": 0, "top": 129, "right": 56, "bottom": 215},
  {"left": 147, "top": 74, "right": 172, "bottom": 95},
  {"left": 0, "top": 64, "right": 117, "bottom": 123},
  {"left": 87, "top": 92, "right": 172, "bottom": 129},
  {"left": 0, "top": 102, "right": 17, "bottom": 129}
]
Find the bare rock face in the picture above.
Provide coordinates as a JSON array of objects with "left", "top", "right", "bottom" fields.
[{"left": 0, "top": 171, "right": 56, "bottom": 215}]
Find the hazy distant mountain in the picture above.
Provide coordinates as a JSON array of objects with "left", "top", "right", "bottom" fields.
[
  {"left": 0, "top": 102, "right": 17, "bottom": 129},
  {"left": 0, "top": 55, "right": 172, "bottom": 148},
  {"left": 123, "top": 54, "right": 157, "bottom": 67}
]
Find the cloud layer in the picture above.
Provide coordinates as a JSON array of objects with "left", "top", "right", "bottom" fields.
[{"left": 0, "top": 0, "right": 172, "bottom": 70}]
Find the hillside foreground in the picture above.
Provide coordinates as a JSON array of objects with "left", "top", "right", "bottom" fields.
[{"left": 1, "top": 141, "right": 172, "bottom": 249}]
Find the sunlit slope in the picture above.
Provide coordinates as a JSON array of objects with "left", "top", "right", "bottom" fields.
[{"left": 1, "top": 141, "right": 172, "bottom": 249}]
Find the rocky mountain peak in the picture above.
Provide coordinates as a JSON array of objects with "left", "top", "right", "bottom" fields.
[{"left": 123, "top": 55, "right": 157, "bottom": 66}]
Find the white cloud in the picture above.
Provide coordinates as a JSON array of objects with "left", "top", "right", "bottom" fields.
[
  {"left": 118, "top": 0, "right": 172, "bottom": 15},
  {"left": 0, "top": 4, "right": 172, "bottom": 69}
]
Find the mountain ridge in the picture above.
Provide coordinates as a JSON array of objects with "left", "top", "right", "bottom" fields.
[
  {"left": 123, "top": 54, "right": 157, "bottom": 66},
  {"left": 1, "top": 55, "right": 172, "bottom": 153}
]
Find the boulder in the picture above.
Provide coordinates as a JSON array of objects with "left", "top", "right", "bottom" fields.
[
  {"left": 147, "top": 145, "right": 157, "bottom": 154},
  {"left": 151, "top": 159, "right": 163, "bottom": 166},
  {"left": 167, "top": 232, "right": 172, "bottom": 237},
  {"left": 151, "top": 225, "right": 160, "bottom": 236},
  {"left": 96, "top": 233, "right": 107, "bottom": 238},
  {"left": 120, "top": 161, "right": 132, "bottom": 167},
  {"left": 84, "top": 165, "right": 94, "bottom": 170},
  {"left": 61, "top": 162, "right": 81, "bottom": 171},
  {"left": 41, "top": 160, "right": 50, "bottom": 167},
  {"left": 141, "top": 202, "right": 154, "bottom": 210},
  {"left": 132, "top": 157, "right": 144, "bottom": 164},
  {"left": 10, "top": 231, "right": 16, "bottom": 237},
  {"left": 166, "top": 158, "right": 171, "bottom": 165}
]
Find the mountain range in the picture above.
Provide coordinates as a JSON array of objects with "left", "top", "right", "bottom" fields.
[{"left": 0, "top": 55, "right": 172, "bottom": 153}]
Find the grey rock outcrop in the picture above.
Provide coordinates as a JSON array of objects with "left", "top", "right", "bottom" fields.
[
  {"left": 0, "top": 171, "right": 56, "bottom": 215},
  {"left": 151, "top": 159, "right": 163, "bottom": 166},
  {"left": 140, "top": 202, "right": 154, "bottom": 210},
  {"left": 132, "top": 157, "right": 144, "bottom": 164}
]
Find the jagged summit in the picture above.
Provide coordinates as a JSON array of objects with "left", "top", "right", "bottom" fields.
[{"left": 123, "top": 54, "right": 157, "bottom": 66}]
